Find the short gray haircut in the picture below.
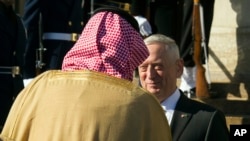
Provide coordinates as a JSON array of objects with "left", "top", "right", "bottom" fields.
[{"left": 144, "top": 34, "right": 180, "bottom": 59}]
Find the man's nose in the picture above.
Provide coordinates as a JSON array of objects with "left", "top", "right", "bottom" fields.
[{"left": 147, "top": 67, "right": 156, "bottom": 79}]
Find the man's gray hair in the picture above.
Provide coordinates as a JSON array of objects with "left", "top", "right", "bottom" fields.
[{"left": 144, "top": 34, "right": 180, "bottom": 59}]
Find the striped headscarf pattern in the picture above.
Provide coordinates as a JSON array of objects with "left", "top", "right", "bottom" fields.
[{"left": 62, "top": 8, "right": 149, "bottom": 81}]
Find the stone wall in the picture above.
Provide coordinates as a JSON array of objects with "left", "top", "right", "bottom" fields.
[{"left": 208, "top": 0, "right": 250, "bottom": 99}]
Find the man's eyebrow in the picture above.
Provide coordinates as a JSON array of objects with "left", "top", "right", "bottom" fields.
[
  {"left": 139, "top": 64, "right": 147, "bottom": 67},
  {"left": 151, "top": 62, "right": 163, "bottom": 66}
]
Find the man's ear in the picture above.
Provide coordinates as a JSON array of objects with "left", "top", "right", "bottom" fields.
[{"left": 176, "top": 58, "right": 184, "bottom": 78}]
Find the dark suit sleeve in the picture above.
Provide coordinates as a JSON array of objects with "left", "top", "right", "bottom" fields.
[
  {"left": 15, "top": 15, "right": 27, "bottom": 72},
  {"left": 22, "top": 0, "right": 41, "bottom": 78},
  {"left": 205, "top": 110, "right": 230, "bottom": 141}
]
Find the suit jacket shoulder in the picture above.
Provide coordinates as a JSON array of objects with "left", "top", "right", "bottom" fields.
[{"left": 171, "top": 91, "right": 229, "bottom": 141}]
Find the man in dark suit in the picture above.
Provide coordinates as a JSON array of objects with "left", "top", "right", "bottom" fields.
[
  {"left": 148, "top": 0, "right": 215, "bottom": 96},
  {"left": 0, "top": 0, "right": 26, "bottom": 131},
  {"left": 22, "top": 0, "right": 91, "bottom": 86},
  {"left": 138, "top": 34, "right": 229, "bottom": 141}
]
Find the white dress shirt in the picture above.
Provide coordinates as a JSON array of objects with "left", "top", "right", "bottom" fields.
[
  {"left": 161, "top": 88, "right": 180, "bottom": 125},
  {"left": 134, "top": 15, "right": 152, "bottom": 37}
]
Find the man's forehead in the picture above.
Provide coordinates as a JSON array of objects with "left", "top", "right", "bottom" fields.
[{"left": 141, "top": 56, "right": 164, "bottom": 65}]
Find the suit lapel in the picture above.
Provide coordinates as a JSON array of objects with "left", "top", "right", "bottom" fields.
[{"left": 170, "top": 91, "right": 192, "bottom": 141}]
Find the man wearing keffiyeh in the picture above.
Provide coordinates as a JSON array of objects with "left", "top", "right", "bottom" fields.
[{"left": 0, "top": 7, "right": 172, "bottom": 141}]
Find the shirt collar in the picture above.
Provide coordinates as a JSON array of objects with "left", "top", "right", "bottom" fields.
[{"left": 161, "top": 88, "right": 180, "bottom": 111}]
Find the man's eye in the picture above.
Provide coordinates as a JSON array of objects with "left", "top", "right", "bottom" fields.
[
  {"left": 139, "top": 66, "right": 147, "bottom": 72},
  {"left": 154, "top": 66, "right": 163, "bottom": 70}
]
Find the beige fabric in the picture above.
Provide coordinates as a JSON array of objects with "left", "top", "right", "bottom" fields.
[{"left": 0, "top": 70, "right": 172, "bottom": 141}]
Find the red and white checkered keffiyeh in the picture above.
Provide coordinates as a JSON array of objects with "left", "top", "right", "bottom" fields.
[{"left": 62, "top": 10, "right": 149, "bottom": 81}]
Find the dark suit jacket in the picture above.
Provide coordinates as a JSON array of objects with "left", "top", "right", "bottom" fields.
[
  {"left": 170, "top": 91, "right": 229, "bottom": 141},
  {"left": 22, "top": 0, "right": 91, "bottom": 78},
  {"left": 0, "top": 2, "right": 26, "bottom": 128}
]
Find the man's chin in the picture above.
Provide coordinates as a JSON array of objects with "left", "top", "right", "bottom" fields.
[{"left": 147, "top": 89, "right": 160, "bottom": 95}]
